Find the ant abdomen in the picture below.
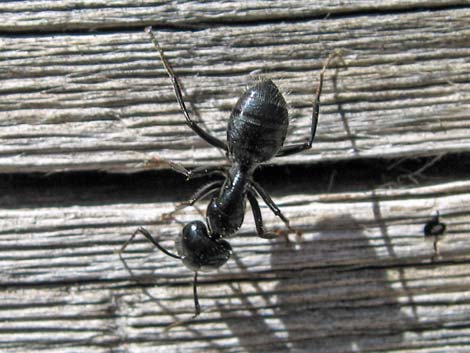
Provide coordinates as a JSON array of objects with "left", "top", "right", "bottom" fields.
[
  {"left": 176, "top": 221, "right": 232, "bottom": 272},
  {"left": 228, "top": 80, "right": 289, "bottom": 165}
]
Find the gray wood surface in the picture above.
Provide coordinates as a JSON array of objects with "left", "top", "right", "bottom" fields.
[
  {"left": 0, "top": 0, "right": 466, "bottom": 32},
  {"left": 1, "top": 1, "right": 470, "bottom": 352},
  {"left": 1, "top": 4, "right": 469, "bottom": 172},
  {"left": 2, "top": 172, "right": 470, "bottom": 352}
]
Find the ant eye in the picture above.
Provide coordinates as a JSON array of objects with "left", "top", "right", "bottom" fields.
[
  {"left": 177, "top": 221, "right": 209, "bottom": 252},
  {"left": 186, "top": 221, "right": 207, "bottom": 236}
]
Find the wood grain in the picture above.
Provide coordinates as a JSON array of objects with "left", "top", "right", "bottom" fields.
[
  {"left": 1, "top": 7, "right": 469, "bottom": 172},
  {"left": 1, "top": 174, "right": 470, "bottom": 352},
  {"left": 0, "top": 0, "right": 467, "bottom": 32}
]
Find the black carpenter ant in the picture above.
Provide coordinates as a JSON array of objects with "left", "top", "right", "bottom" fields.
[{"left": 120, "top": 26, "right": 340, "bottom": 322}]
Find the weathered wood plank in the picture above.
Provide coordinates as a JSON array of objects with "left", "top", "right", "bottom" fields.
[
  {"left": 2, "top": 1, "right": 470, "bottom": 352},
  {"left": 0, "top": 0, "right": 467, "bottom": 32},
  {"left": 1, "top": 174, "right": 470, "bottom": 352},
  {"left": 1, "top": 8, "right": 469, "bottom": 173}
]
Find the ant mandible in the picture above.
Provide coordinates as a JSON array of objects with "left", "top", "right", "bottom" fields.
[{"left": 120, "top": 26, "right": 340, "bottom": 321}]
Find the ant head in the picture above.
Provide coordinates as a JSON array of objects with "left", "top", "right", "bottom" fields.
[{"left": 175, "top": 220, "right": 232, "bottom": 272}]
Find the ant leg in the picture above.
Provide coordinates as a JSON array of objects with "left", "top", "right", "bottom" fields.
[
  {"left": 192, "top": 271, "right": 201, "bottom": 318},
  {"left": 164, "top": 271, "right": 201, "bottom": 330},
  {"left": 162, "top": 180, "right": 222, "bottom": 221},
  {"left": 247, "top": 191, "right": 278, "bottom": 239},
  {"left": 249, "top": 182, "right": 302, "bottom": 236},
  {"left": 119, "top": 227, "right": 181, "bottom": 260},
  {"left": 120, "top": 228, "right": 203, "bottom": 328},
  {"left": 146, "top": 156, "right": 227, "bottom": 180},
  {"left": 276, "top": 51, "right": 343, "bottom": 157},
  {"left": 145, "top": 27, "right": 228, "bottom": 151}
]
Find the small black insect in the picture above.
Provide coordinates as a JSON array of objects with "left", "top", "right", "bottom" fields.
[
  {"left": 424, "top": 211, "right": 446, "bottom": 237},
  {"left": 120, "top": 26, "right": 339, "bottom": 321},
  {"left": 424, "top": 211, "right": 446, "bottom": 262}
]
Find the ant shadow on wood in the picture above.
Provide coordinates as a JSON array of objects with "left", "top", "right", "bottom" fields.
[{"left": 217, "top": 213, "right": 418, "bottom": 352}]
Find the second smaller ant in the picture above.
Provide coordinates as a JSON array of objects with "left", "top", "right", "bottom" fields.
[{"left": 424, "top": 211, "right": 446, "bottom": 261}]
